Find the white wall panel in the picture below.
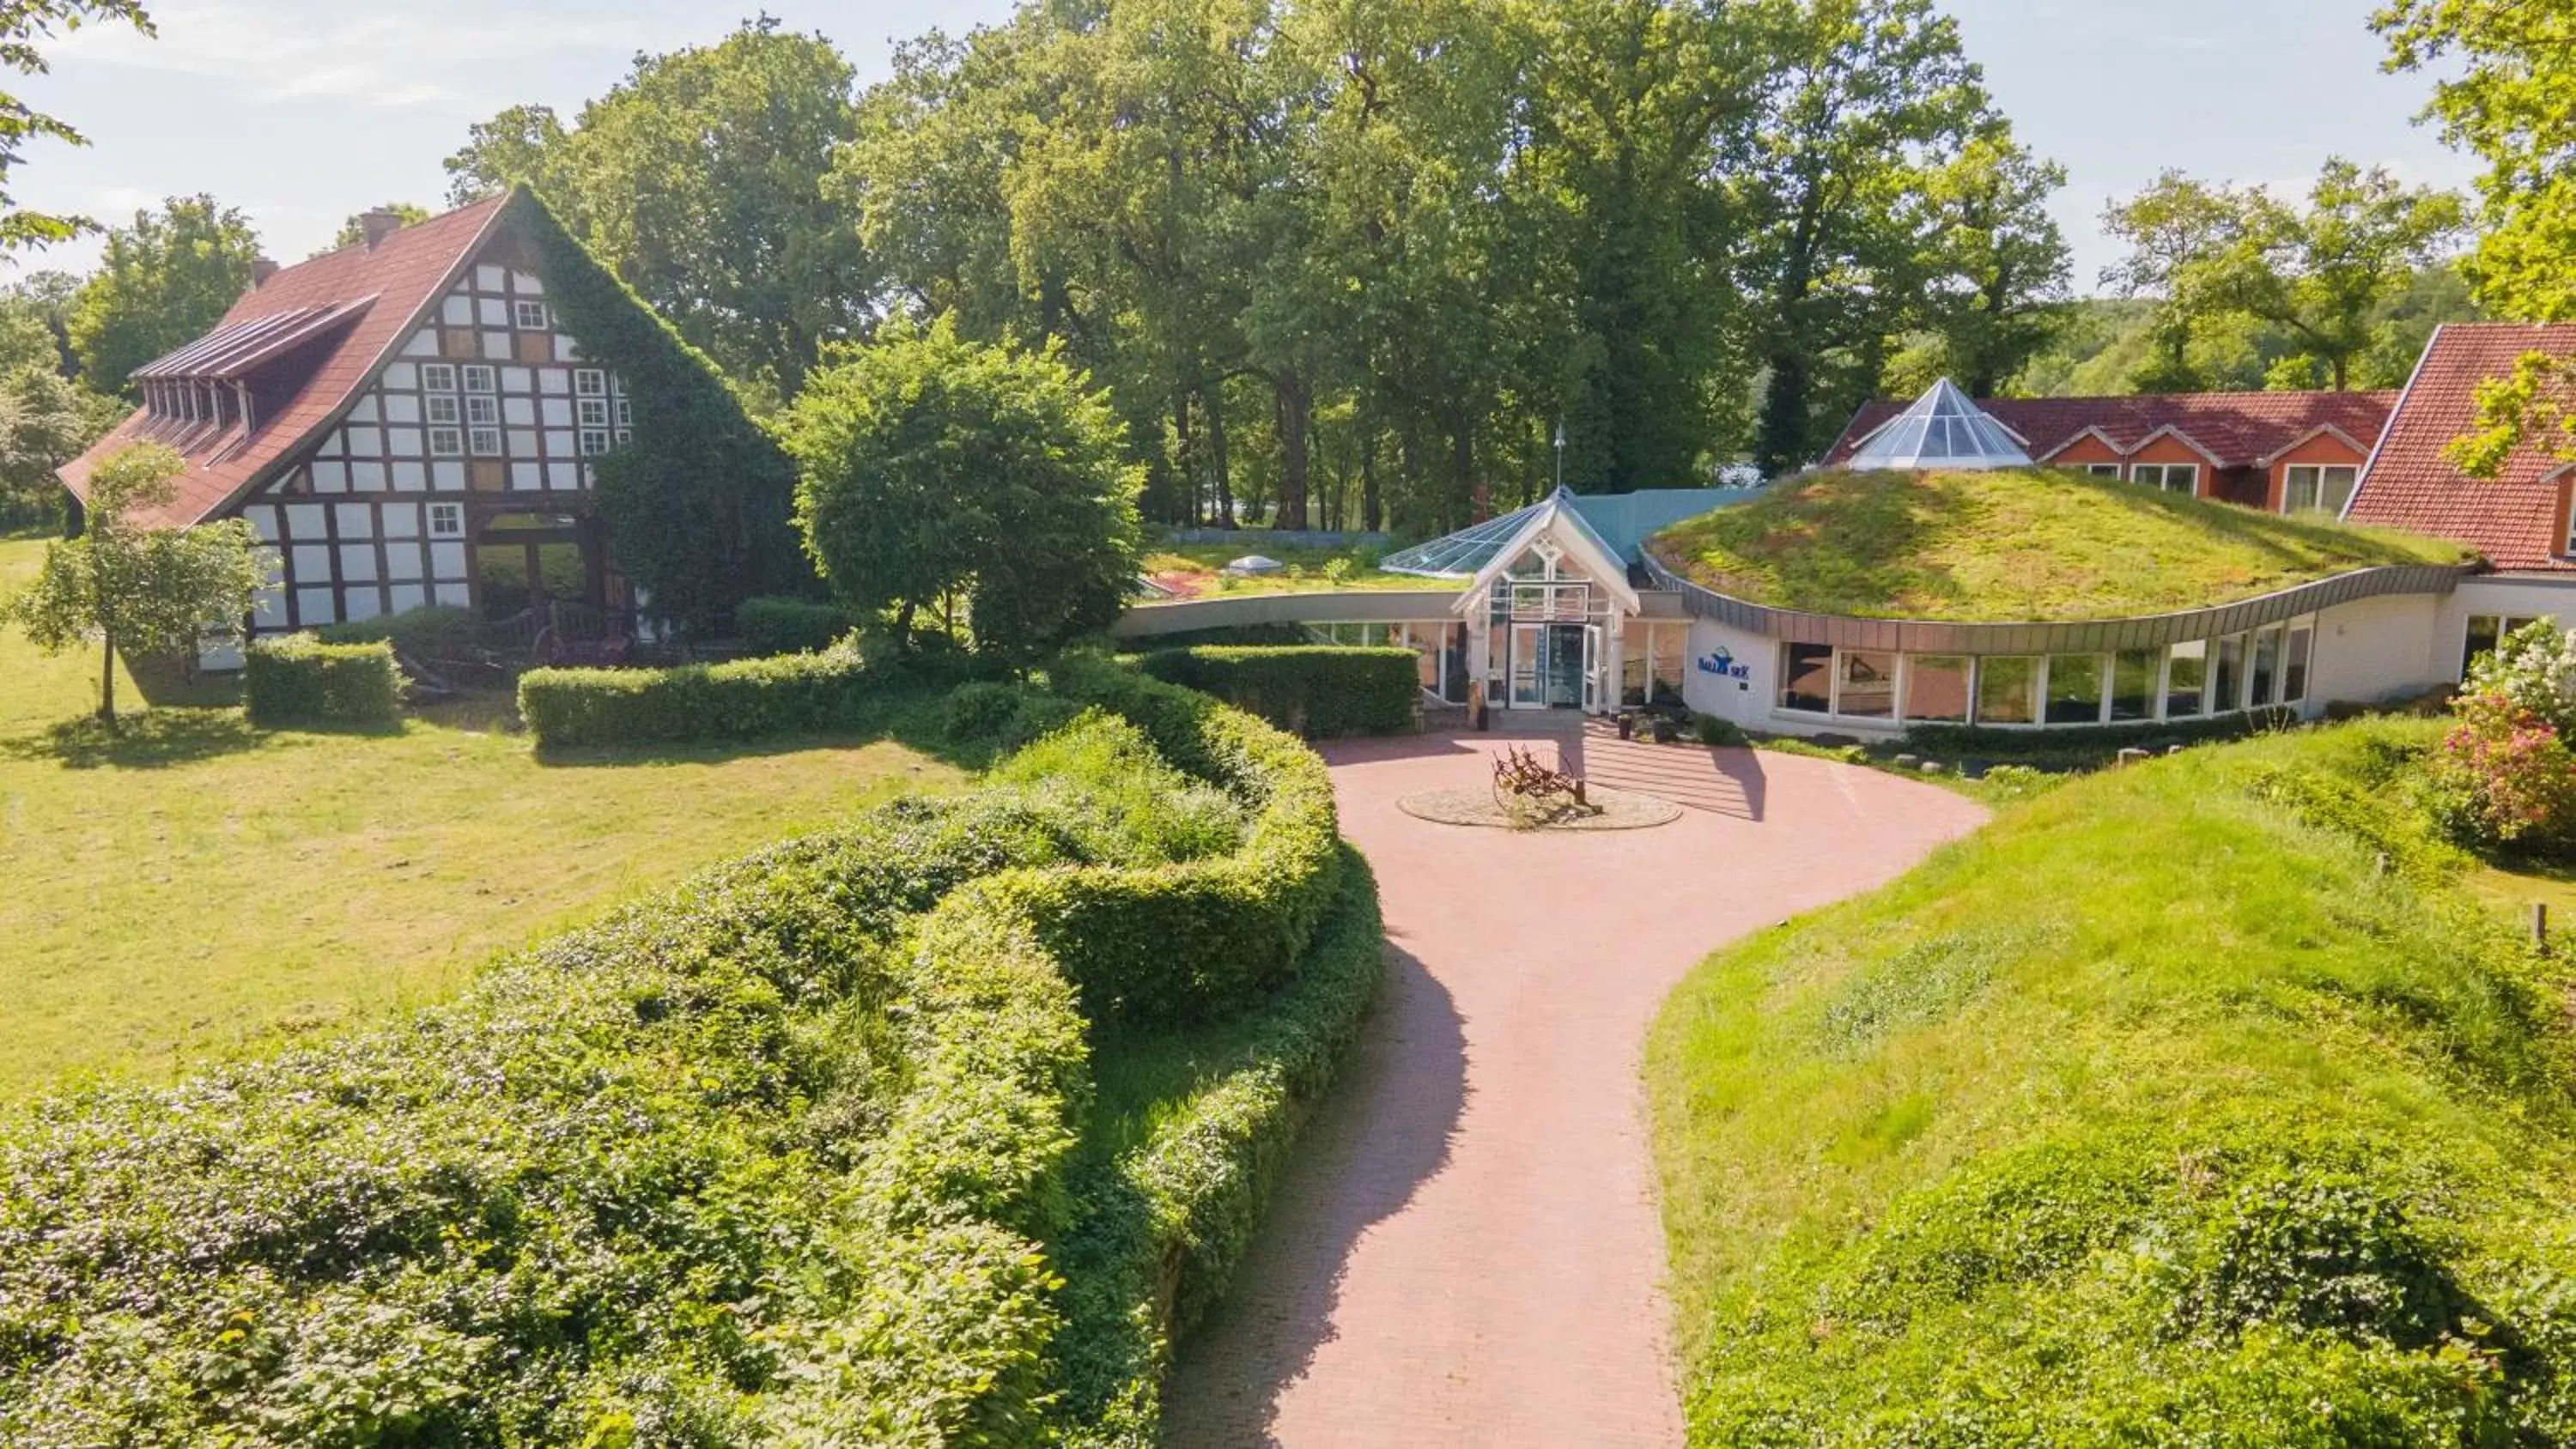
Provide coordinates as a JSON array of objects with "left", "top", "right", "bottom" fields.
[
  {"left": 284, "top": 503, "right": 327, "bottom": 538},
  {"left": 295, "top": 587, "right": 338, "bottom": 625},
  {"left": 389, "top": 583, "right": 428, "bottom": 615},
  {"left": 341, "top": 586, "right": 383, "bottom": 622},
  {"left": 430, "top": 542, "right": 467, "bottom": 579},
  {"left": 434, "top": 580, "right": 471, "bottom": 609},
  {"left": 350, "top": 461, "right": 388, "bottom": 492},
  {"left": 290, "top": 543, "right": 331, "bottom": 580},
  {"left": 391, "top": 461, "right": 428, "bottom": 493},
  {"left": 332, "top": 503, "right": 373, "bottom": 537}
]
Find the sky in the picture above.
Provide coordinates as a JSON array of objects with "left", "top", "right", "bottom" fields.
[{"left": 8, "top": 0, "right": 2479, "bottom": 291}]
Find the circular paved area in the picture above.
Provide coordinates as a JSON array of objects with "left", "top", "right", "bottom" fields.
[{"left": 1161, "top": 724, "right": 1989, "bottom": 1447}]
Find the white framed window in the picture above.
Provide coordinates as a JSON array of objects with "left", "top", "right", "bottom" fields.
[
  {"left": 420, "top": 362, "right": 458, "bottom": 394},
  {"left": 613, "top": 396, "right": 633, "bottom": 427},
  {"left": 462, "top": 364, "right": 498, "bottom": 393},
  {"left": 2464, "top": 615, "right": 2544, "bottom": 677},
  {"left": 513, "top": 299, "right": 550, "bottom": 330},
  {"left": 580, "top": 428, "right": 611, "bottom": 457},
  {"left": 428, "top": 502, "right": 465, "bottom": 537},
  {"left": 615, "top": 428, "right": 633, "bottom": 447},
  {"left": 469, "top": 427, "right": 503, "bottom": 458},
  {"left": 428, "top": 427, "right": 465, "bottom": 458},
  {"left": 425, "top": 394, "right": 461, "bottom": 426},
  {"left": 2131, "top": 463, "right": 2198, "bottom": 494},
  {"left": 466, "top": 396, "right": 501, "bottom": 427},
  {"left": 2282, "top": 464, "right": 2359, "bottom": 518},
  {"left": 574, "top": 368, "right": 606, "bottom": 397},
  {"left": 2084, "top": 463, "right": 2122, "bottom": 479},
  {"left": 576, "top": 396, "right": 610, "bottom": 428}
]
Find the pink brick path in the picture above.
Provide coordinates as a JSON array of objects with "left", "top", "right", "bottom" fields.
[{"left": 1160, "top": 726, "right": 1987, "bottom": 1446}]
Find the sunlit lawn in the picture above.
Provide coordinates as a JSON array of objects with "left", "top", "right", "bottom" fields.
[{"left": 0, "top": 532, "right": 964, "bottom": 1100}]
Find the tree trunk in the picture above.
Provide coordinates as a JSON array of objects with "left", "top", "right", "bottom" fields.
[
  {"left": 2330, "top": 354, "right": 2350, "bottom": 391},
  {"left": 893, "top": 597, "right": 916, "bottom": 651},
  {"left": 1273, "top": 370, "right": 1313, "bottom": 531},
  {"left": 1754, "top": 351, "right": 1813, "bottom": 479},
  {"left": 1207, "top": 385, "right": 1236, "bottom": 530},
  {"left": 1361, "top": 433, "right": 1382, "bottom": 534},
  {"left": 98, "top": 634, "right": 117, "bottom": 729},
  {"left": 1174, "top": 389, "right": 1200, "bottom": 526}
]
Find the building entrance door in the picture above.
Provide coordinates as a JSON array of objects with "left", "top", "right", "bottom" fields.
[{"left": 1545, "top": 623, "right": 1586, "bottom": 708}]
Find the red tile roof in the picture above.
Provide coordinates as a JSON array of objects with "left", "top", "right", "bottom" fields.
[
  {"left": 2347, "top": 323, "right": 2576, "bottom": 573},
  {"left": 1825, "top": 389, "right": 2397, "bottom": 470},
  {"left": 58, "top": 192, "right": 513, "bottom": 530}
]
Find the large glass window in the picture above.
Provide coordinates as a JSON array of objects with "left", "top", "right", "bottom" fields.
[
  {"left": 1975, "top": 656, "right": 2038, "bottom": 725},
  {"left": 2213, "top": 634, "right": 2247, "bottom": 713},
  {"left": 2283, "top": 464, "right": 2359, "bottom": 518},
  {"left": 2464, "top": 614, "right": 2543, "bottom": 677},
  {"left": 1838, "top": 651, "right": 1897, "bottom": 718},
  {"left": 1649, "top": 627, "right": 1686, "bottom": 706},
  {"left": 2045, "top": 654, "right": 2106, "bottom": 724},
  {"left": 2166, "top": 640, "right": 2208, "bottom": 718},
  {"left": 1782, "top": 643, "right": 1833, "bottom": 713},
  {"left": 2111, "top": 650, "right": 2161, "bottom": 722},
  {"left": 2284, "top": 625, "right": 2312, "bottom": 703},
  {"left": 2250, "top": 626, "right": 2284, "bottom": 706},
  {"left": 2132, "top": 463, "right": 2199, "bottom": 494},
  {"left": 1904, "top": 655, "right": 1971, "bottom": 724}
]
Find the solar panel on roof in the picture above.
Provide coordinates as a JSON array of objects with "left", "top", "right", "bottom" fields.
[
  {"left": 1846, "top": 379, "right": 2034, "bottom": 471},
  {"left": 130, "top": 300, "right": 374, "bottom": 382}
]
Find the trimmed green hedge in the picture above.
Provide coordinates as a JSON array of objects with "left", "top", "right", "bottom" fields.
[
  {"left": 315, "top": 604, "right": 483, "bottom": 658},
  {"left": 1136, "top": 646, "right": 1419, "bottom": 738},
  {"left": 737, "top": 595, "right": 863, "bottom": 658},
  {"left": 242, "top": 634, "right": 403, "bottom": 725},
  {"left": 519, "top": 646, "right": 872, "bottom": 748},
  {"left": 1052, "top": 852, "right": 1388, "bottom": 1447}
]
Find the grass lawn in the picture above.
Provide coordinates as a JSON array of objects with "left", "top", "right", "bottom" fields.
[
  {"left": 1142, "top": 539, "right": 1462, "bottom": 600},
  {"left": 0, "top": 533, "right": 965, "bottom": 1100},
  {"left": 1649, "top": 467, "right": 2470, "bottom": 622},
  {"left": 1645, "top": 718, "right": 2576, "bottom": 1439}
]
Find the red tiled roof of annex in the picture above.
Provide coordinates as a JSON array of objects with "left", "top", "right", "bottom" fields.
[
  {"left": 2347, "top": 323, "right": 2576, "bottom": 573},
  {"left": 1825, "top": 389, "right": 2399, "bottom": 470},
  {"left": 58, "top": 193, "right": 511, "bottom": 530}
]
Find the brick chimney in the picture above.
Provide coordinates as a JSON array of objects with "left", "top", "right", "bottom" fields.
[
  {"left": 360, "top": 209, "right": 405, "bottom": 251},
  {"left": 249, "top": 256, "right": 280, "bottom": 290}
]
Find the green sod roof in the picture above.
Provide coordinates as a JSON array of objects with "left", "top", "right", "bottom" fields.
[{"left": 1646, "top": 468, "right": 2473, "bottom": 623}]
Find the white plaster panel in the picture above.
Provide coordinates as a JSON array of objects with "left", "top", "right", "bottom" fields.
[
  {"left": 341, "top": 587, "right": 383, "bottom": 623},
  {"left": 440, "top": 295, "right": 473, "bottom": 326},
  {"left": 382, "top": 394, "right": 421, "bottom": 425},
  {"left": 432, "top": 461, "right": 466, "bottom": 490},
  {"left": 386, "top": 427, "right": 423, "bottom": 459},
  {"left": 338, "top": 544, "right": 379, "bottom": 583},
  {"left": 2310, "top": 593, "right": 2446, "bottom": 707},
  {"left": 434, "top": 580, "right": 471, "bottom": 609},
  {"left": 382, "top": 362, "right": 419, "bottom": 390},
  {"left": 332, "top": 503, "right": 374, "bottom": 538},
  {"left": 512, "top": 270, "right": 542, "bottom": 294},
  {"left": 311, "top": 460, "right": 349, "bottom": 494},
  {"left": 388, "top": 583, "right": 428, "bottom": 615},
  {"left": 349, "top": 461, "right": 388, "bottom": 492},
  {"left": 380, "top": 503, "right": 420, "bottom": 538},
  {"left": 246, "top": 506, "right": 281, "bottom": 543},
  {"left": 540, "top": 397, "right": 573, "bottom": 427},
  {"left": 402, "top": 330, "right": 439, "bottom": 357},
  {"left": 477, "top": 264, "right": 507, "bottom": 292},
  {"left": 430, "top": 541, "right": 467, "bottom": 579},
  {"left": 554, "top": 335, "right": 580, "bottom": 361},
  {"left": 284, "top": 503, "right": 327, "bottom": 539},
  {"left": 290, "top": 544, "right": 331, "bottom": 580},
  {"left": 546, "top": 462, "right": 578, "bottom": 490},
  {"left": 501, "top": 366, "right": 532, "bottom": 393},
  {"left": 386, "top": 542, "right": 425, "bottom": 582},
  {"left": 348, "top": 395, "right": 380, "bottom": 423},
  {"left": 295, "top": 587, "right": 339, "bottom": 625},
  {"left": 482, "top": 331, "right": 513, "bottom": 361},
  {"left": 510, "top": 461, "right": 544, "bottom": 491},
  {"left": 545, "top": 429, "right": 574, "bottom": 458},
  {"left": 477, "top": 297, "right": 509, "bottom": 329},
  {"left": 252, "top": 581, "right": 288, "bottom": 628},
  {"left": 392, "top": 461, "right": 428, "bottom": 493},
  {"left": 507, "top": 429, "right": 538, "bottom": 458},
  {"left": 345, "top": 427, "right": 382, "bottom": 457},
  {"left": 502, "top": 397, "right": 535, "bottom": 427}
]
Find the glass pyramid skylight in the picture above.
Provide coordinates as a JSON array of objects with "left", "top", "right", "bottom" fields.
[
  {"left": 1846, "top": 379, "right": 2034, "bottom": 470},
  {"left": 1378, "top": 496, "right": 1557, "bottom": 578}
]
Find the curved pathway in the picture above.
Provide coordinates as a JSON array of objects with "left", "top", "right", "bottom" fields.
[{"left": 1162, "top": 724, "right": 1987, "bottom": 1446}]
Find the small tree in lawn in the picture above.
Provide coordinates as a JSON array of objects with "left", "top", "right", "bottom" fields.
[
  {"left": 4, "top": 442, "right": 267, "bottom": 727},
  {"left": 785, "top": 315, "right": 1141, "bottom": 668}
]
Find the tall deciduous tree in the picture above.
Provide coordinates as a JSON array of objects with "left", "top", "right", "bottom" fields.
[
  {"left": 447, "top": 20, "right": 871, "bottom": 400},
  {"left": 1910, "top": 131, "right": 2071, "bottom": 397},
  {"left": 1742, "top": 0, "right": 1996, "bottom": 476},
  {"left": 321, "top": 203, "right": 429, "bottom": 254},
  {"left": 784, "top": 316, "right": 1141, "bottom": 665},
  {"left": 0, "top": 2, "right": 155, "bottom": 250},
  {"left": 2378, "top": 0, "right": 2576, "bottom": 472},
  {"left": 4, "top": 443, "right": 266, "bottom": 726},
  {"left": 0, "top": 364, "right": 104, "bottom": 529},
  {"left": 67, "top": 196, "right": 262, "bottom": 396}
]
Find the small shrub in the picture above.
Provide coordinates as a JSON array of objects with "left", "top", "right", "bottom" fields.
[
  {"left": 2427, "top": 689, "right": 2576, "bottom": 847},
  {"left": 1135, "top": 646, "right": 1417, "bottom": 738},
  {"left": 737, "top": 595, "right": 861, "bottom": 658},
  {"left": 1694, "top": 714, "right": 1747, "bottom": 748},
  {"left": 242, "top": 634, "right": 402, "bottom": 725},
  {"left": 944, "top": 680, "right": 1028, "bottom": 739},
  {"left": 1975, "top": 763, "right": 2062, "bottom": 802},
  {"left": 519, "top": 646, "right": 871, "bottom": 748},
  {"left": 1321, "top": 556, "right": 1356, "bottom": 585},
  {"left": 2467, "top": 619, "right": 2576, "bottom": 733}
]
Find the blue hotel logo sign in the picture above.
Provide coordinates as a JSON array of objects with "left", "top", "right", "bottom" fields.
[{"left": 1698, "top": 646, "right": 1751, "bottom": 681}]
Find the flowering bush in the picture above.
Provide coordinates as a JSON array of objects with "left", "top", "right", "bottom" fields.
[
  {"left": 2429, "top": 688, "right": 2576, "bottom": 846},
  {"left": 2465, "top": 618, "right": 2576, "bottom": 733}
]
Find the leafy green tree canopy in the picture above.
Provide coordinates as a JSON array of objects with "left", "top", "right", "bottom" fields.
[
  {"left": 0, "top": 363, "right": 108, "bottom": 530},
  {"left": 321, "top": 202, "right": 429, "bottom": 255},
  {"left": 784, "top": 315, "right": 1142, "bottom": 667},
  {"left": 0, "top": 2, "right": 155, "bottom": 250},
  {"left": 4, "top": 443, "right": 267, "bottom": 725},
  {"left": 67, "top": 195, "right": 263, "bottom": 396}
]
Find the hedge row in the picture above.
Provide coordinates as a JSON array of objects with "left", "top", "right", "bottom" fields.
[
  {"left": 1136, "top": 645, "right": 1420, "bottom": 738},
  {"left": 1051, "top": 852, "right": 1388, "bottom": 1447},
  {"left": 241, "top": 634, "right": 403, "bottom": 725},
  {"left": 315, "top": 603, "right": 484, "bottom": 658},
  {"left": 737, "top": 595, "right": 864, "bottom": 658},
  {"left": 519, "top": 645, "right": 872, "bottom": 747}
]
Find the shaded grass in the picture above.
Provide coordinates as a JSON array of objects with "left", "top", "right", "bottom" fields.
[
  {"left": 1647, "top": 718, "right": 2576, "bottom": 1440},
  {"left": 1650, "top": 468, "right": 2470, "bottom": 622}
]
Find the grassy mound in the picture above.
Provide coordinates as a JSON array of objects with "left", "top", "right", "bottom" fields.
[
  {"left": 1648, "top": 719, "right": 2576, "bottom": 1443},
  {"left": 1649, "top": 469, "right": 2469, "bottom": 621}
]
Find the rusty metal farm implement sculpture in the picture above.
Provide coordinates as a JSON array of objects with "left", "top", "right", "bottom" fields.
[{"left": 1492, "top": 743, "right": 1590, "bottom": 814}]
